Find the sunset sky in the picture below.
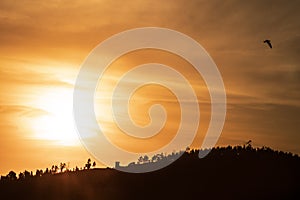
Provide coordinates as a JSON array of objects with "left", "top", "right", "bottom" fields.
[{"left": 0, "top": 0, "right": 299, "bottom": 175}]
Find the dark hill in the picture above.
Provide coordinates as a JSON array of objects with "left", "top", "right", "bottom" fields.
[{"left": 1, "top": 146, "right": 300, "bottom": 200}]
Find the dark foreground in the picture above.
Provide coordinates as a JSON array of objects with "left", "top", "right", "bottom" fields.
[{"left": 1, "top": 146, "right": 300, "bottom": 200}]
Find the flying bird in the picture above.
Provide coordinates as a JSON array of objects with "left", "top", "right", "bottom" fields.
[{"left": 263, "top": 39, "right": 272, "bottom": 49}]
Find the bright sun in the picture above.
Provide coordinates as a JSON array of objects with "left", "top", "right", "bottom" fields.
[{"left": 31, "top": 88, "right": 80, "bottom": 146}]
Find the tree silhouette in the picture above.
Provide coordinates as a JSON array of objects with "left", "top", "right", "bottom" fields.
[
  {"left": 60, "top": 163, "right": 66, "bottom": 173},
  {"left": 151, "top": 155, "right": 158, "bottom": 162},
  {"left": 137, "top": 156, "right": 143, "bottom": 164},
  {"left": 35, "top": 169, "right": 43, "bottom": 177},
  {"left": 143, "top": 155, "right": 149, "bottom": 163},
  {"left": 18, "top": 172, "right": 25, "bottom": 180},
  {"left": 85, "top": 158, "right": 92, "bottom": 169},
  {"left": 51, "top": 165, "right": 58, "bottom": 174},
  {"left": 24, "top": 170, "right": 31, "bottom": 179},
  {"left": 7, "top": 171, "right": 17, "bottom": 181}
]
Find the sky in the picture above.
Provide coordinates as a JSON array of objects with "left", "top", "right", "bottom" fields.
[{"left": 0, "top": 0, "right": 299, "bottom": 175}]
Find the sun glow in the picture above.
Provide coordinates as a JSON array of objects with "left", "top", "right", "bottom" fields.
[{"left": 31, "top": 88, "right": 80, "bottom": 146}]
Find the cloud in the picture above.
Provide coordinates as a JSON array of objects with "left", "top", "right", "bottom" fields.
[
  {"left": 0, "top": 105, "right": 49, "bottom": 119},
  {"left": 0, "top": 68, "right": 73, "bottom": 88}
]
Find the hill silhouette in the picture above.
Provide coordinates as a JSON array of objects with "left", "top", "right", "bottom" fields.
[{"left": 1, "top": 145, "right": 299, "bottom": 200}]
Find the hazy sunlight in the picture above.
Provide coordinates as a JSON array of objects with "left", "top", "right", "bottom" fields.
[{"left": 32, "top": 88, "right": 80, "bottom": 146}]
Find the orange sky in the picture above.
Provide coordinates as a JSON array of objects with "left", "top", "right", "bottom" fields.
[{"left": 0, "top": 0, "right": 299, "bottom": 175}]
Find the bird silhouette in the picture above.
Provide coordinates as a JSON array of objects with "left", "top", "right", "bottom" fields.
[{"left": 263, "top": 39, "right": 272, "bottom": 49}]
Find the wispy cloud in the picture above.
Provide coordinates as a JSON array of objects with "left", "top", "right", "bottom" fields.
[{"left": 0, "top": 105, "right": 49, "bottom": 117}]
